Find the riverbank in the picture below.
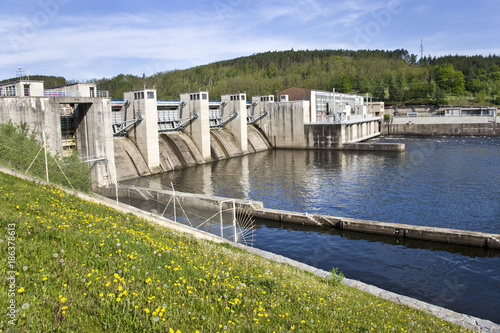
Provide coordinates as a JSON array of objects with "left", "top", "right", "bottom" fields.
[{"left": 0, "top": 168, "right": 490, "bottom": 332}]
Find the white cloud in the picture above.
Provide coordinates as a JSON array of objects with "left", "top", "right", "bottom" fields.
[{"left": 0, "top": 0, "right": 498, "bottom": 80}]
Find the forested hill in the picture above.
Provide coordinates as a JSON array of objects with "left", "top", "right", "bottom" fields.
[{"left": 96, "top": 49, "right": 498, "bottom": 105}]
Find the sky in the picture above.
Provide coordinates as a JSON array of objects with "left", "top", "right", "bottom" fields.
[{"left": 0, "top": 0, "right": 499, "bottom": 81}]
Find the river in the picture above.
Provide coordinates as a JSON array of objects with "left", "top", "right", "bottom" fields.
[{"left": 122, "top": 136, "right": 500, "bottom": 324}]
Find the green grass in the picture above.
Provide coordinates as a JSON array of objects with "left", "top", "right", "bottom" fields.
[
  {"left": 0, "top": 122, "right": 91, "bottom": 193},
  {"left": 0, "top": 171, "right": 470, "bottom": 332}
]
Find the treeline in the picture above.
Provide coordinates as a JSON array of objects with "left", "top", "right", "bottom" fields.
[
  {"left": 90, "top": 49, "right": 499, "bottom": 106},
  {"left": 0, "top": 75, "right": 67, "bottom": 89}
]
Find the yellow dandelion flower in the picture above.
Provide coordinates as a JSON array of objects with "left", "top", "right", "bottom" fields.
[{"left": 17, "top": 287, "right": 24, "bottom": 293}]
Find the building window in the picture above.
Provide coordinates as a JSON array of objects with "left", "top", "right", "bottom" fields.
[
  {"left": 202, "top": 93, "right": 207, "bottom": 100},
  {"left": 24, "top": 84, "right": 30, "bottom": 96},
  {"left": 7, "top": 86, "right": 16, "bottom": 96},
  {"left": 140, "top": 92, "right": 144, "bottom": 99},
  {"left": 0, "top": 87, "right": 3, "bottom": 96},
  {"left": 90, "top": 87, "right": 95, "bottom": 97},
  {"left": 147, "top": 91, "right": 155, "bottom": 99}
]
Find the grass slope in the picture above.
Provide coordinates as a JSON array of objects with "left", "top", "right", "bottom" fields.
[{"left": 0, "top": 172, "right": 469, "bottom": 332}]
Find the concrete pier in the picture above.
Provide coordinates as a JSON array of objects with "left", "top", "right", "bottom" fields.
[
  {"left": 180, "top": 92, "right": 211, "bottom": 160},
  {"left": 96, "top": 185, "right": 500, "bottom": 250},
  {"left": 124, "top": 89, "right": 161, "bottom": 173},
  {"left": 221, "top": 93, "right": 248, "bottom": 153}
]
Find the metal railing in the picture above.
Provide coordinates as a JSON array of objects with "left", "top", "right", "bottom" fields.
[{"left": 43, "top": 90, "right": 109, "bottom": 98}]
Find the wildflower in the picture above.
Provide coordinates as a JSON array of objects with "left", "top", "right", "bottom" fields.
[
  {"left": 17, "top": 287, "right": 24, "bottom": 293},
  {"left": 23, "top": 266, "right": 28, "bottom": 271},
  {"left": 22, "top": 303, "right": 29, "bottom": 310}
]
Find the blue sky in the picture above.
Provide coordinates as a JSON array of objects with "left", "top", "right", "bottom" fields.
[{"left": 1, "top": 0, "right": 499, "bottom": 81}]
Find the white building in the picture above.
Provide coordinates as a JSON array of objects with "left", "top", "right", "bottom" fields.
[{"left": 0, "top": 80, "right": 45, "bottom": 97}]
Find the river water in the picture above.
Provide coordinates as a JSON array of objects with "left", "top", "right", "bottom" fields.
[{"left": 122, "top": 136, "right": 500, "bottom": 323}]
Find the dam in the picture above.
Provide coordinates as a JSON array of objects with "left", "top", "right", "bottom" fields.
[
  {"left": 0, "top": 79, "right": 389, "bottom": 187},
  {"left": 108, "top": 87, "right": 391, "bottom": 182}
]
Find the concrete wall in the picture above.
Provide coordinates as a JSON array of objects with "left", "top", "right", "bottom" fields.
[
  {"left": 304, "top": 123, "right": 344, "bottom": 148},
  {"left": 0, "top": 97, "right": 61, "bottom": 150},
  {"left": 384, "top": 117, "right": 500, "bottom": 136},
  {"left": 0, "top": 96, "right": 115, "bottom": 188},
  {"left": 257, "top": 101, "right": 309, "bottom": 148},
  {"left": 180, "top": 92, "right": 211, "bottom": 160}
]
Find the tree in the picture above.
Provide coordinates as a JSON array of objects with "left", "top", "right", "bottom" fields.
[
  {"left": 339, "top": 74, "right": 352, "bottom": 93},
  {"left": 428, "top": 79, "right": 437, "bottom": 98},
  {"left": 359, "top": 77, "right": 371, "bottom": 94},
  {"left": 491, "top": 65, "right": 500, "bottom": 81},
  {"left": 408, "top": 78, "right": 426, "bottom": 99},
  {"left": 435, "top": 63, "right": 465, "bottom": 95},
  {"left": 388, "top": 73, "right": 403, "bottom": 102},
  {"left": 372, "top": 79, "right": 386, "bottom": 101},
  {"left": 397, "top": 72, "right": 407, "bottom": 100}
]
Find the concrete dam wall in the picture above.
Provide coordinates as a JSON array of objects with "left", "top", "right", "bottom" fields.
[
  {"left": 114, "top": 125, "right": 272, "bottom": 181},
  {"left": 383, "top": 116, "right": 500, "bottom": 136}
]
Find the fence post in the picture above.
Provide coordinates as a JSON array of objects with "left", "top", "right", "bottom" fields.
[
  {"left": 43, "top": 131, "right": 49, "bottom": 182},
  {"left": 219, "top": 201, "right": 224, "bottom": 241},
  {"left": 232, "top": 199, "right": 238, "bottom": 242}
]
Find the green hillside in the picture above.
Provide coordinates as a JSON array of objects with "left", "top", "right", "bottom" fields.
[{"left": 92, "top": 49, "right": 500, "bottom": 106}]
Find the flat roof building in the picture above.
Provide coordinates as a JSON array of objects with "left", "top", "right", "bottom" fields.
[{"left": 0, "top": 80, "right": 44, "bottom": 97}]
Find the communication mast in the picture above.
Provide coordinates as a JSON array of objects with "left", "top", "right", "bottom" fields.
[
  {"left": 420, "top": 39, "right": 424, "bottom": 60},
  {"left": 16, "top": 66, "right": 28, "bottom": 80}
]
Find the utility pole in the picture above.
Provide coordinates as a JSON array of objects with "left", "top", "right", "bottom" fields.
[{"left": 420, "top": 39, "right": 424, "bottom": 61}]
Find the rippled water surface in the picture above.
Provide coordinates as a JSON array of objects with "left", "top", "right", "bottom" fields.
[{"left": 123, "top": 136, "right": 500, "bottom": 323}]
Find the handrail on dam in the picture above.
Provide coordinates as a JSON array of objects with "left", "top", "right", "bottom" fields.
[
  {"left": 210, "top": 111, "right": 239, "bottom": 128},
  {"left": 158, "top": 111, "right": 199, "bottom": 133},
  {"left": 248, "top": 110, "right": 268, "bottom": 124},
  {"left": 112, "top": 100, "right": 145, "bottom": 137}
]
